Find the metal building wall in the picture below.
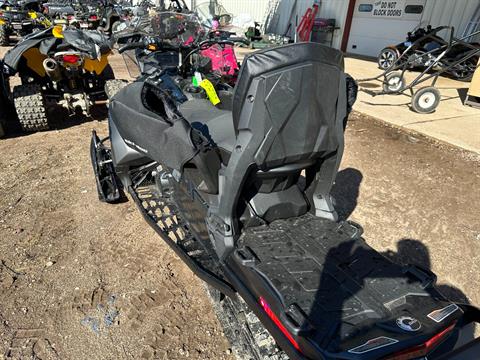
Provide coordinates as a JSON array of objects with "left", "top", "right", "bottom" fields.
[
  {"left": 315, "top": 0, "right": 349, "bottom": 48},
  {"left": 421, "top": 0, "right": 480, "bottom": 41},
  {"left": 213, "top": 0, "right": 270, "bottom": 22}
]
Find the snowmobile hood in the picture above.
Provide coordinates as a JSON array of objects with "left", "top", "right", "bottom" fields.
[{"left": 3, "top": 27, "right": 113, "bottom": 73}]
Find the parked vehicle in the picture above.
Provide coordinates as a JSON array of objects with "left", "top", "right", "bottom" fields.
[
  {"left": 90, "top": 12, "right": 480, "bottom": 360},
  {"left": 0, "top": 59, "right": 13, "bottom": 136},
  {"left": 0, "top": 0, "right": 50, "bottom": 46},
  {"left": 378, "top": 25, "right": 480, "bottom": 82},
  {"left": 2, "top": 25, "right": 114, "bottom": 131}
]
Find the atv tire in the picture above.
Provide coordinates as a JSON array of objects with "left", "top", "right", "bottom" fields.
[
  {"left": 105, "top": 79, "right": 128, "bottom": 100},
  {"left": 13, "top": 84, "right": 49, "bottom": 132},
  {"left": 378, "top": 47, "right": 398, "bottom": 70},
  {"left": 0, "top": 25, "right": 9, "bottom": 46}
]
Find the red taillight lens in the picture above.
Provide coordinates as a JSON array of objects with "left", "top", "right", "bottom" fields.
[
  {"left": 67, "top": 15, "right": 74, "bottom": 21},
  {"left": 62, "top": 54, "right": 80, "bottom": 64},
  {"left": 89, "top": 15, "right": 97, "bottom": 20},
  {"left": 259, "top": 297, "right": 301, "bottom": 352},
  {"left": 386, "top": 322, "right": 456, "bottom": 360}
]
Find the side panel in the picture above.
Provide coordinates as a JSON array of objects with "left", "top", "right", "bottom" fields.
[{"left": 109, "top": 116, "right": 148, "bottom": 167}]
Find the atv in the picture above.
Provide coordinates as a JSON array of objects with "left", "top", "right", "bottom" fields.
[
  {"left": 0, "top": 0, "right": 51, "bottom": 46},
  {"left": 377, "top": 25, "right": 479, "bottom": 82},
  {"left": 0, "top": 59, "right": 14, "bottom": 136},
  {"left": 91, "top": 12, "right": 480, "bottom": 360},
  {"left": 3, "top": 25, "right": 115, "bottom": 132}
]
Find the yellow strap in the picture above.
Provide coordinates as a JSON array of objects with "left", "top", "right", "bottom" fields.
[{"left": 200, "top": 79, "right": 220, "bottom": 106}]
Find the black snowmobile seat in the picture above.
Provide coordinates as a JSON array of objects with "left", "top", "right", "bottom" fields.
[
  {"left": 178, "top": 99, "right": 236, "bottom": 156},
  {"left": 207, "top": 42, "right": 349, "bottom": 258}
]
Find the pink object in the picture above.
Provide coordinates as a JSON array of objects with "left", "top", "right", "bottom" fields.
[
  {"left": 212, "top": 19, "right": 220, "bottom": 31},
  {"left": 200, "top": 44, "right": 239, "bottom": 76},
  {"left": 184, "top": 36, "right": 195, "bottom": 46}
]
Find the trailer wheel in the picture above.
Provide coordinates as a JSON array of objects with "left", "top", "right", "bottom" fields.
[
  {"left": 411, "top": 87, "right": 440, "bottom": 114},
  {"left": 378, "top": 47, "right": 398, "bottom": 69},
  {"left": 383, "top": 72, "right": 405, "bottom": 93},
  {"left": 0, "top": 25, "right": 9, "bottom": 46},
  {"left": 13, "top": 84, "right": 49, "bottom": 132}
]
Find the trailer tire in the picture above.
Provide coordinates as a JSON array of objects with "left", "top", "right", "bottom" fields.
[
  {"left": 383, "top": 72, "right": 405, "bottom": 93},
  {"left": 105, "top": 79, "right": 128, "bottom": 100},
  {"left": 0, "top": 25, "right": 9, "bottom": 46},
  {"left": 13, "top": 84, "right": 49, "bottom": 132},
  {"left": 411, "top": 87, "right": 440, "bottom": 114},
  {"left": 378, "top": 47, "right": 398, "bottom": 69}
]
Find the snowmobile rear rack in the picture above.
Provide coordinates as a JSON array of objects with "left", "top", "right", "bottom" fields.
[
  {"left": 128, "top": 184, "right": 236, "bottom": 298},
  {"left": 222, "top": 213, "right": 480, "bottom": 359}
]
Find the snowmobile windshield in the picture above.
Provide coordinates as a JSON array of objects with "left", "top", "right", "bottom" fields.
[
  {"left": 133, "top": 11, "right": 204, "bottom": 44},
  {"left": 120, "top": 11, "right": 205, "bottom": 78},
  {"left": 194, "top": 1, "right": 232, "bottom": 29}
]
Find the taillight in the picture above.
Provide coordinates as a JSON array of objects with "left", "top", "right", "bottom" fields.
[
  {"left": 259, "top": 297, "right": 301, "bottom": 352},
  {"left": 62, "top": 54, "right": 80, "bottom": 64},
  {"left": 67, "top": 15, "right": 74, "bottom": 21},
  {"left": 386, "top": 322, "right": 456, "bottom": 360},
  {"left": 89, "top": 15, "right": 97, "bottom": 20}
]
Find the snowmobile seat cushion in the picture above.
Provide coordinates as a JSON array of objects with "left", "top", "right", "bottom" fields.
[
  {"left": 232, "top": 42, "right": 344, "bottom": 132},
  {"left": 178, "top": 99, "right": 236, "bottom": 155}
]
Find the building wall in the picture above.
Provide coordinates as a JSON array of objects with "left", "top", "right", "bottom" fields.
[
  {"left": 315, "top": 0, "right": 349, "bottom": 48},
  {"left": 190, "top": 0, "right": 480, "bottom": 48},
  {"left": 217, "top": 0, "right": 270, "bottom": 23},
  {"left": 216, "top": 0, "right": 350, "bottom": 45},
  {"left": 421, "top": 0, "right": 480, "bottom": 41}
]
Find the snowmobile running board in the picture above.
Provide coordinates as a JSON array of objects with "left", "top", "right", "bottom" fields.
[{"left": 128, "top": 184, "right": 236, "bottom": 298}]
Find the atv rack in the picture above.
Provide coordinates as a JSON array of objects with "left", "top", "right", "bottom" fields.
[{"left": 358, "top": 27, "right": 480, "bottom": 113}]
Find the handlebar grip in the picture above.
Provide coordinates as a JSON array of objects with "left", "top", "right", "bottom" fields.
[
  {"left": 229, "top": 37, "right": 250, "bottom": 45},
  {"left": 118, "top": 41, "right": 143, "bottom": 53}
]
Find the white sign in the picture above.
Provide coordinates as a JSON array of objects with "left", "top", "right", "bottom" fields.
[{"left": 372, "top": 0, "right": 405, "bottom": 18}]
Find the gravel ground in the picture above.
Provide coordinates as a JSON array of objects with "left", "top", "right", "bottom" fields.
[{"left": 0, "top": 46, "right": 479, "bottom": 359}]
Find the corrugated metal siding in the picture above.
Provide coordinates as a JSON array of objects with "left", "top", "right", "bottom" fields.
[
  {"left": 316, "top": 0, "right": 349, "bottom": 48},
  {"left": 195, "top": 0, "right": 348, "bottom": 43},
  {"left": 421, "top": 0, "right": 480, "bottom": 41},
  {"left": 218, "top": 0, "right": 270, "bottom": 23}
]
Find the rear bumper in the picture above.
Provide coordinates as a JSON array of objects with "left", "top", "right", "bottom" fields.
[{"left": 435, "top": 305, "right": 480, "bottom": 360}]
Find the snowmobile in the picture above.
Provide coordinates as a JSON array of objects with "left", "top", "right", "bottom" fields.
[
  {"left": 91, "top": 13, "right": 480, "bottom": 360},
  {"left": 2, "top": 25, "right": 115, "bottom": 132},
  {"left": 0, "top": 0, "right": 51, "bottom": 46}
]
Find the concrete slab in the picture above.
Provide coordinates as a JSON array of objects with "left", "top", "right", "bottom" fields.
[{"left": 346, "top": 57, "right": 480, "bottom": 154}]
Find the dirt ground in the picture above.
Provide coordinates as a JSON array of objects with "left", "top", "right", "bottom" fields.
[{"left": 0, "top": 46, "right": 479, "bottom": 360}]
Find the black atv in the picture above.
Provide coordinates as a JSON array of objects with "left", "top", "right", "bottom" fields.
[
  {"left": 0, "top": 0, "right": 49, "bottom": 46},
  {"left": 3, "top": 26, "right": 115, "bottom": 131},
  {"left": 91, "top": 13, "right": 480, "bottom": 360},
  {"left": 0, "top": 59, "right": 14, "bottom": 136},
  {"left": 377, "top": 25, "right": 479, "bottom": 82}
]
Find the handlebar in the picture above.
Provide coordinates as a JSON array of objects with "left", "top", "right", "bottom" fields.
[{"left": 118, "top": 41, "right": 144, "bottom": 53}]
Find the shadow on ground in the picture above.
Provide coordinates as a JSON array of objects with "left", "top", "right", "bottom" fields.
[{"left": 324, "top": 167, "right": 474, "bottom": 353}]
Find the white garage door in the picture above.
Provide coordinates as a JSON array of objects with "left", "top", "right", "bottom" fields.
[{"left": 347, "top": 0, "right": 427, "bottom": 57}]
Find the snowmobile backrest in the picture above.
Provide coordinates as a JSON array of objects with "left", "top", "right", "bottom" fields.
[{"left": 208, "top": 42, "right": 349, "bottom": 259}]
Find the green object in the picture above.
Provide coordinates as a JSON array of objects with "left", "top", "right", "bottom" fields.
[{"left": 192, "top": 76, "right": 199, "bottom": 87}]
